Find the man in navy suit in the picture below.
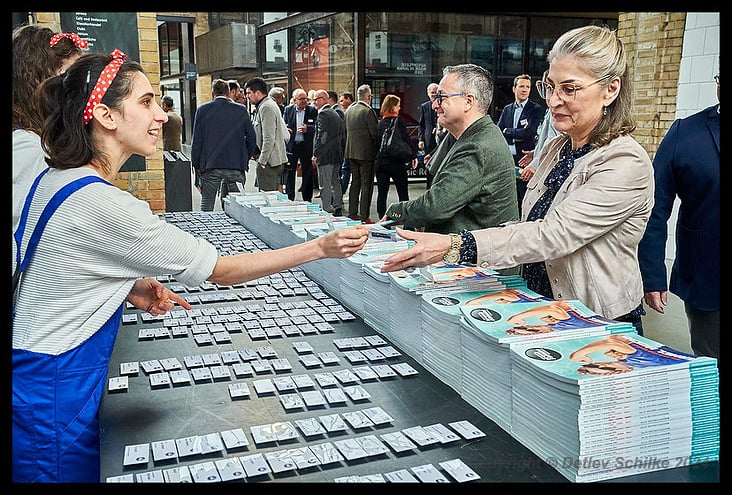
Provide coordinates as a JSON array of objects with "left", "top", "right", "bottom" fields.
[
  {"left": 497, "top": 74, "right": 543, "bottom": 214},
  {"left": 418, "top": 82, "right": 439, "bottom": 188},
  {"left": 639, "top": 73, "right": 720, "bottom": 358},
  {"left": 283, "top": 88, "right": 318, "bottom": 201},
  {"left": 191, "top": 78, "right": 256, "bottom": 211}
]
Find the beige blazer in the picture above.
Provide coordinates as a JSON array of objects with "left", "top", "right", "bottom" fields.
[
  {"left": 474, "top": 134, "right": 654, "bottom": 319},
  {"left": 253, "top": 96, "right": 289, "bottom": 167}
]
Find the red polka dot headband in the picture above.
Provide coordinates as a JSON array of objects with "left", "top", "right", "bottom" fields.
[
  {"left": 83, "top": 48, "right": 127, "bottom": 126},
  {"left": 49, "top": 32, "right": 88, "bottom": 49}
]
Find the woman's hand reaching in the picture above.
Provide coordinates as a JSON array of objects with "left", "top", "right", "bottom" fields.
[{"left": 127, "top": 277, "right": 192, "bottom": 316}]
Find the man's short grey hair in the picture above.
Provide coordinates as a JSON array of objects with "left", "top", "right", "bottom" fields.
[
  {"left": 442, "top": 64, "right": 494, "bottom": 115},
  {"left": 269, "top": 86, "right": 286, "bottom": 98},
  {"left": 357, "top": 84, "right": 371, "bottom": 101}
]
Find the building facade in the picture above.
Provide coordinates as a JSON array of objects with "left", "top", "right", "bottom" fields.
[{"left": 18, "top": 12, "right": 719, "bottom": 214}]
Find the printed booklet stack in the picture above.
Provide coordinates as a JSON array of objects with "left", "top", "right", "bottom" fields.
[
  {"left": 509, "top": 333, "right": 720, "bottom": 482},
  {"left": 361, "top": 260, "right": 394, "bottom": 339},
  {"left": 387, "top": 263, "right": 509, "bottom": 367},
  {"left": 457, "top": 298, "right": 636, "bottom": 433},
  {"left": 318, "top": 224, "right": 409, "bottom": 303},
  {"left": 339, "top": 235, "right": 411, "bottom": 319},
  {"left": 418, "top": 284, "right": 528, "bottom": 394},
  {"left": 227, "top": 192, "right": 303, "bottom": 242}
]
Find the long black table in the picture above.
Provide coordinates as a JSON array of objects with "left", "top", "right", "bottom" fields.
[{"left": 99, "top": 211, "right": 719, "bottom": 483}]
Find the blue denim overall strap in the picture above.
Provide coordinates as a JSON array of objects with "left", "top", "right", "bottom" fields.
[
  {"left": 13, "top": 169, "right": 109, "bottom": 295},
  {"left": 12, "top": 169, "right": 118, "bottom": 482}
]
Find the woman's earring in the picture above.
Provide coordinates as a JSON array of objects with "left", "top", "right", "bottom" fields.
[{"left": 603, "top": 106, "right": 607, "bottom": 116}]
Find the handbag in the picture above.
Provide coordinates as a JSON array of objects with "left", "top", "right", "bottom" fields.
[{"left": 378, "top": 118, "right": 413, "bottom": 163}]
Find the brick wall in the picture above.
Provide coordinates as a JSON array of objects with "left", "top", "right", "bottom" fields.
[
  {"left": 618, "top": 12, "right": 686, "bottom": 160},
  {"left": 118, "top": 12, "right": 166, "bottom": 213},
  {"left": 34, "top": 12, "right": 167, "bottom": 213}
]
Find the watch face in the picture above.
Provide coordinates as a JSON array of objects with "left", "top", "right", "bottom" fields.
[{"left": 444, "top": 251, "right": 460, "bottom": 264}]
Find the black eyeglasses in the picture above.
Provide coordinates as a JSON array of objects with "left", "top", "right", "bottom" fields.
[
  {"left": 536, "top": 76, "right": 609, "bottom": 101},
  {"left": 434, "top": 91, "right": 465, "bottom": 105}
]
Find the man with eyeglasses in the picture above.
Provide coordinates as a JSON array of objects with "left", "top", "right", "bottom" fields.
[
  {"left": 382, "top": 64, "right": 520, "bottom": 275},
  {"left": 283, "top": 88, "right": 318, "bottom": 201},
  {"left": 638, "top": 71, "right": 720, "bottom": 359},
  {"left": 497, "top": 74, "right": 544, "bottom": 215}
]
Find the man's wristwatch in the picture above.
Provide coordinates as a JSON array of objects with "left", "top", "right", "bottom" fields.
[{"left": 443, "top": 233, "right": 462, "bottom": 264}]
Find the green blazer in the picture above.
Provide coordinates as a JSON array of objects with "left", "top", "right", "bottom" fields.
[{"left": 386, "top": 114, "right": 519, "bottom": 236}]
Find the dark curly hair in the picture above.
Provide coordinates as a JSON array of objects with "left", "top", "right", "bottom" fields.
[{"left": 37, "top": 52, "right": 144, "bottom": 175}]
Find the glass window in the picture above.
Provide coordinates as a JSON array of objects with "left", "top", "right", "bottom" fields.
[
  {"left": 527, "top": 16, "right": 617, "bottom": 76},
  {"left": 279, "top": 14, "right": 355, "bottom": 104},
  {"left": 158, "top": 22, "right": 182, "bottom": 77}
]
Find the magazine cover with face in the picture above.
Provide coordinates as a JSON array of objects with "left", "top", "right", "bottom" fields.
[
  {"left": 423, "top": 286, "right": 547, "bottom": 318},
  {"left": 509, "top": 332, "right": 716, "bottom": 383},
  {"left": 459, "top": 298, "right": 634, "bottom": 344},
  {"left": 508, "top": 333, "right": 719, "bottom": 482},
  {"left": 390, "top": 262, "right": 505, "bottom": 295}
]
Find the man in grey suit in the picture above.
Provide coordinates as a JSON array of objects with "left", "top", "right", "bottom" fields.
[
  {"left": 191, "top": 79, "right": 256, "bottom": 211},
  {"left": 344, "top": 84, "right": 379, "bottom": 223},
  {"left": 245, "top": 77, "right": 289, "bottom": 191},
  {"left": 311, "top": 89, "right": 345, "bottom": 215}
]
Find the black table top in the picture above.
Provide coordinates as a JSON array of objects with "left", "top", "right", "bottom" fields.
[{"left": 100, "top": 293, "right": 719, "bottom": 483}]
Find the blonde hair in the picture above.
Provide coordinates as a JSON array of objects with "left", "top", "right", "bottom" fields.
[{"left": 548, "top": 24, "right": 635, "bottom": 147}]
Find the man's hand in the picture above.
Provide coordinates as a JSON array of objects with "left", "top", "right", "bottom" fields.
[
  {"left": 518, "top": 166, "right": 535, "bottom": 181},
  {"left": 517, "top": 149, "right": 534, "bottom": 168},
  {"left": 644, "top": 291, "right": 668, "bottom": 314}
]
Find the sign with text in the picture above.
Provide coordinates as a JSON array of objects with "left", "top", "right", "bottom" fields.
[
  {"left": 61, "top": 12, "right": 144, "bottom": 171},
  {"left": 60, "top": 12, "right": 140, "bottom": 61}
]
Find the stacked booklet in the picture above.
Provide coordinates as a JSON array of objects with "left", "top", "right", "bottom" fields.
[
  {"left": 387, "top": 263, "right": 509, "bottom": 366},
  {"left": 317, "top": 225, "right": 409, "bottom": 301},
  {"left": 361, "top": 260, "right": 393, "bottom": 338},
  {"left": 225, "top": 192, "right": 292, "bottom": 240},
  {"left": 339, "top": 238, "right": 410, "bottom": 319},
  {"left": 509, "top": 333, "right": 720, "bottom": 482},
  {"left": 458, "top": 298, "right": 635, "bottom": 433},
  {"left": 419, "top": 285, "right": 537, "bottom": 395},
  {"left": 299, "top": 220, "right": 366, "bottom": 283}
]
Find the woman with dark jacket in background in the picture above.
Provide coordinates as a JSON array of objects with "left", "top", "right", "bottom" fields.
[{"left": 374, "top": 94, "right": 417, "bottom": 219}]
